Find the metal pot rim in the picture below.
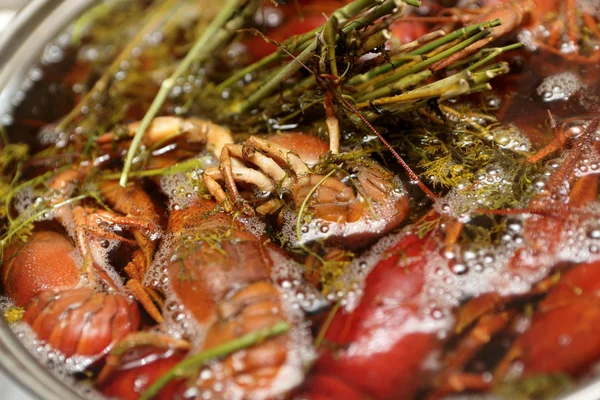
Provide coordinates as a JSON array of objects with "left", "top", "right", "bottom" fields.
[
  {"left": 2, "top": 2, "right": 600, "bottom": 400},
  {"left": 0, "top": 2, "right": 93, "bottom": 399}
]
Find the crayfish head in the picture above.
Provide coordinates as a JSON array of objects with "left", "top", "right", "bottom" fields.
[
  {"left": 2, "top": 230, "right": 81, "bottom": 307},
  {"left": 291, "top": 174, "right": 356, "bottom": 224},
  {"left": 289, "top": 159, "right": 409, "bottom": 248},
  {"left": 347, "top": 159, "right": 410, "bottom": 234}
]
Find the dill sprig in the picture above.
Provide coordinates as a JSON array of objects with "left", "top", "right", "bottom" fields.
[{"left": 495, "top": 373, "right": 573, "bottom": 400}]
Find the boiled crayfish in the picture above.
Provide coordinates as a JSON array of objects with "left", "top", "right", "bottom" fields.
[
  {"left": 0, "top": 175, "right": 162, "bottom": 359},
  {"left": 290, "top": 116, "right": 600, "bottom": 399},
  {"left": 98, "top": 198, "right": 313, "bottom": 399},
  {"left": 3, "top": 0, "right": 600, "bottom": 399}
]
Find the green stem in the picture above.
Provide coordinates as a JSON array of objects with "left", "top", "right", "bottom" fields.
[
  {"left": 364, "top": 62, "right": 510, "bottom": 117},
  {"left": 355, "top": 26, "right": 495, "bottom": 102},
  {"left": 412, "top": 20, "right": 500, "bottom": 55},
  {"left": 215, "top": 27, "right": 319, "bottom": 92},
  {"left": 358, "top": 69, "right": 432, "bottom": 103},
  {"left": 105, "top": 157, "right": 209, "bottom": 180},
  {"left": 315, "top": 302, "right": 341, "bottom": 348},
  {"left": 0, "top": 125, "right": 8, "bottom": 145},
  {"left": 465, "top": 83, "right": 492, "bottom": 95},
  {"left": 235, "top": 38, "right": 317, "bottom": 114},
  {"left": 234, "top": 0, "right": 384, "bottom": 114},
  {"left": 139, "top": 321, "right": 290, "bottom": 400},
  {"left": 470, "top": 62, "right": 510, "bottom": 86},
  {"left": 341, "top": 0, "right": 408, "bottom": 35},
  {"left": 448, "top": 42, "right": 523, "bottom": 71},
  {"left": 71, "top": 0, "right": 123, "bottom": 46},
  {"left": 258, "top": 0, "right": 406, "bottom": 107},
  {"left": 384, "top": 98, "right": 429, "bottom": 117},
  {"left": 322, "top": 16, "right": 340, "bottom": 78},
  {"left": 347, "top": 20, "right": 501, "bottom": 86},
  {"left": 57, "top": 0, "right": 183, "bottom": 136},
  {"left": 120, "top": 0, "right": 259, "bottom": 187},
  {"left": 5, "top": 169, "right": 65, "bottom": 224},
  {"left": 357, "top": 70, "right": 473, "bottom": 109},
  {"left": 466, "top": 43, "right": 523, "bottom": 71},
  {"left": 356, "top": 28, "right": 393, "bottom": 56},
  {"left": 0, "top": 194, "right": 89, "bottom": 249}
]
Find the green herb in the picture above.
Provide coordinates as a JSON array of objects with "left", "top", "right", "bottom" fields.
[
  {"left": 139, "top": 321, "right": 290, "bottom": 400},
  {"left": 495, "top": 373, "right": 573, "bottom": 400},
  {"left": 120, "top": 0, "right": 260, "bottom": 187},
  {"left": 315, "top": 302, "right": 341, "bottom": 348},
  {"left": 3, "top": 307, "right": 24, "bottom": 323}
]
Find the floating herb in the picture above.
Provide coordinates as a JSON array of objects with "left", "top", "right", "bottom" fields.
[{"left": 139, "top": 321, "right": 290, "bottom": 400}]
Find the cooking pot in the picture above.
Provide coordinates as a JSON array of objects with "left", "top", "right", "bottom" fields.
[
  {"left": 1, "top": 1, "right": 600, "bottom": 399},
  {"left": 0, "top": 4, "right": 95, "bottom": 399}
]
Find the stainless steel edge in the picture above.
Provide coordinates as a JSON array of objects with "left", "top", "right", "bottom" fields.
[
  {"left": 0, "top": 2, "right": 600, "bottom": 400},
  {"left": 0, "top": 1, "right": 29, "bottom": 10},
  {"left": 0, "top": 323, "right": 82, "bottom": 400},
  {"left": 0, "top": 3, "right": 95, "bottom": 399},
  {"left": 0, "top": 0, "right": 58, "bottom": 65},
  {"left": 0, "top": 0, "right": 95, "bottom": 119},
  {"left": 560, "top": 379, "right": 600, "bottom": 400}
]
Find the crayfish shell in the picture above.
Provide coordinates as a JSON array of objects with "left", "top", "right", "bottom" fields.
[
  {"left": 23, "top": 287, "right": 140, "bottom": 359},
  {"left": 98, "top": 200, "right": 313, "bottom": 399},
  {"left": 2, "top": 231, "right": 81, "bottom": 307},
  {"left": 99, "top": 347, "right": 186, "bottom": 400}
]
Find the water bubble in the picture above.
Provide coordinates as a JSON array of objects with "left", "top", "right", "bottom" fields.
[
  {"left": 451, "top": 263, "right": 469, "bottom": 275},
  {"left": 588, "top": 228, "right": 600, "bottom": 239},
  {"left": 430, "top": 308, "right": 444, "bottom": 319},
  {"left": 508, "top": 222, "right": 522, "bottom": 233},
  {"left": 442, "top": 247, "right": 456, "bottom": 260},
  {"left": 537, "top": 72, "right": 583, "bottom": 102},
  {"left": 281, "top": 280, "right": 292, "bottom": 289},
  {"left": 482, "top": 372, "right": 493, "bottom": 383},
  {"left": 558, "top": 334, "right": 572, "bottom": 347},
  {"left": 563, "top": 119, "right": 587, "bottom": 138}
]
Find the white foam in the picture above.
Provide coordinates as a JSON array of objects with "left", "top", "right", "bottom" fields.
[
  {"left": 158, "top": 153, "right": 217, "bottom": 211},
  {"left": 238, "top": 215, "right": 267, "bottom": 239},
  {"left": 579, "top": 0, "right": 600, "bottom": 17},
  {"left": 329, "top": 228, "right": 414, "bottom": 311},
  {"left": 277, "top": 188, "right": 406, "bottom": 248},
  {"left": 490, "top": 125, "right": 531, "bottom": 153},
  {"left": 537, "top": 72, "right": 585, "bottom": 102},
  {"left": 267, "top": 248, "right": 328, "bottom": 313},
  {"left": 159, "top": 171, "right": 201, "bottom": 212}
]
